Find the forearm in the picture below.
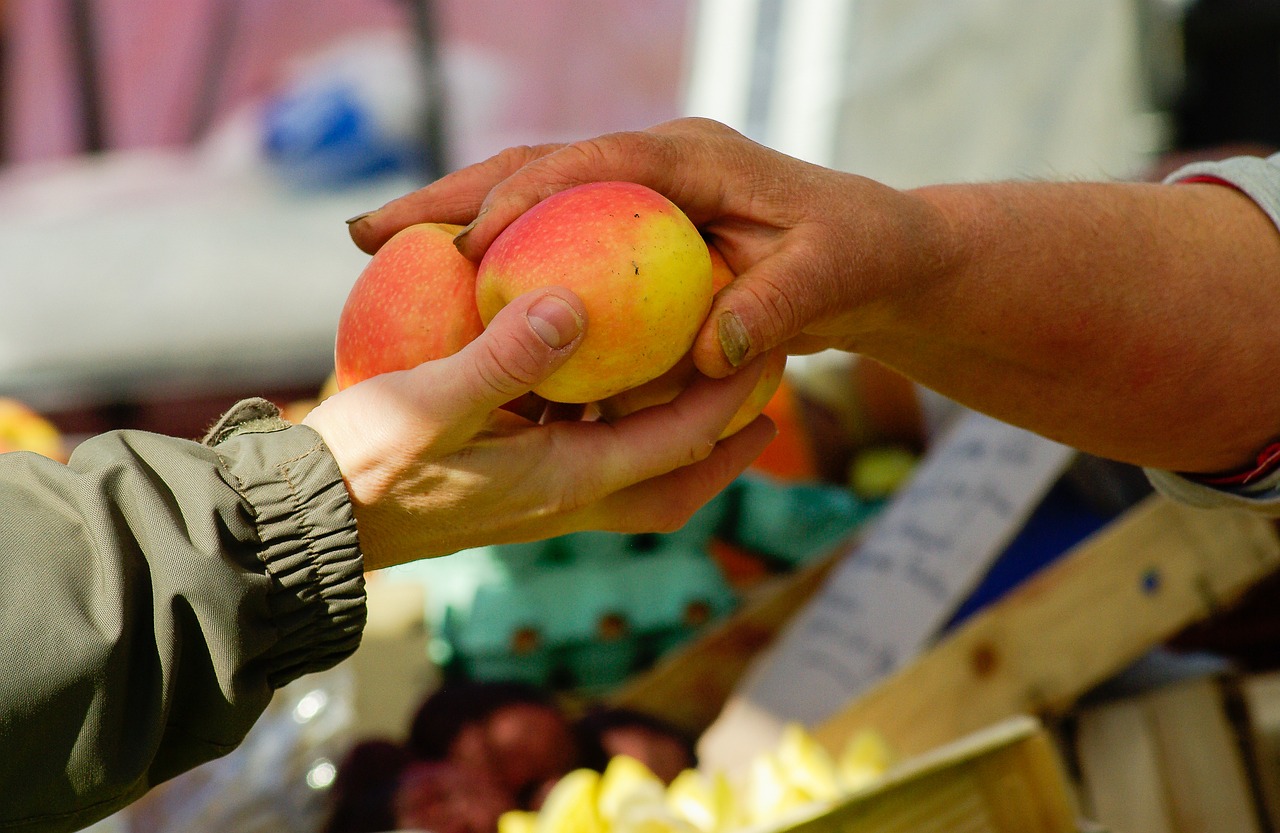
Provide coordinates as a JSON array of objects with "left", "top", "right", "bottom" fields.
[
  {"left": 0, "top": 404, "right": 364, "bottom": 832},
  {"left": 861, "top": 178, "right": 1280, "bottom": 473}
]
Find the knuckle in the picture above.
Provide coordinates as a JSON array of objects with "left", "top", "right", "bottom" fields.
[
  {"left": 551, "top": 137, "right": 618, "bottom": 178},
  {"left": 489, "top": 143, "right": 553, "bottom": 173},
  {"left": 676, "top": 115, "right": 723, "bottom": 133},
  {"left": 741, "top": 271, "right": 803, "bottom": 344},
  {"left": 546, "top": 131, "right": 675, "bottom": 187}
]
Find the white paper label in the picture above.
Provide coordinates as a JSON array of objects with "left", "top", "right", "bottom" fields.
[{"left": 699, "top": 410, "right": 1075, "bottom": 768}]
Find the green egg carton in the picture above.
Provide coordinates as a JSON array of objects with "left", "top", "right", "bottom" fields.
[
  {"left": 443, "top": 581, "right": 554, "bottom": 686},
  {"left": 725, "top": 473, "right": 881, "bottom": 566},
  {"left": 485, "top": 539, "right": 554, "bottom": 571},
  {"left": 619, "top": 547, "right": 739, "bottom": 658},
  {"left": 550, "top": 530, "right": 638, "bottom": 565},
  {"left": 411, "top": 474, "right": 881, "bottom": 691},
  {"left": 535, "top": 566, "right": 638, "bottom": 690}
]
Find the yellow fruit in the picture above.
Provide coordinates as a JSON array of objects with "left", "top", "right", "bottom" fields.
[
  {"left": 837, "top": 729, "right": 894, "bottom": 792},
  {"left": 521, "top": 729, "right": 896, "bottom": 833},
  {"left": 612, "top": 806, "right": 695, "bottom": 833},
  {"left": 0, "top": 398, "right": 65, "bottom": 461},
  {"left": 537, "top": 769, "right": 603, "bottom": 833},
  {"left": 318, "top": 371, "right": 340, "bottom": 401},
  {"left": 744, "top": 753, "right": 812, "bottom": 825},
  {"left": 599, "top": 755, "right": 667, "bottom": 823},
  {"left": 849, "top": 446, "right": 917, "bottom": 499},
  {"left": 665, "top": 769, "right": 735, "bottom": 833},
  {"left": 775, "top": 723, "right": 841, "bottom": 801},
  {"left": 500, "top": 811, "right": 539, "bottom": 833}
]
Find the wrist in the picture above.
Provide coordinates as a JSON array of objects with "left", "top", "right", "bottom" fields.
[{"left": 845, "top": 181, "right": 964, "bottom": 349}]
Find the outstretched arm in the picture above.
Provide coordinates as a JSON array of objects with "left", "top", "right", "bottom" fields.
[
  {"left": 864, "top": 176, "right": 1280, "bottom": 474},
  {"left": 349, "top": 118, "right": 1280, "bottom": 474}
]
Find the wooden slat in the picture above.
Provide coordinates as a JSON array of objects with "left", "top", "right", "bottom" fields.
[
  {"left": 780, "top": 717, "right": 1078, "bottom": 833},
  {"left": 815, "top": 497, "right": 1280, "bottom": 759},
  {"left": 1074, "top": 697, "right": 1176, "bottom": 833}
]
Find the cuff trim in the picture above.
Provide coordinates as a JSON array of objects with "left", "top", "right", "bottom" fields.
[
  {"left": 1189, "top": 441, "right": 1280, "bottom": 487},
  {"left": 210, "top": 400, "right": 366, "bottom": 688}
]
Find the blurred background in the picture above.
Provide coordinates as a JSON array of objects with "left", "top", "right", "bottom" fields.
[
  {"left": 4, "top": 1, "right": 1280, "bottom": 831},
  {"left": 5, "top": 0, "right": 1277, "bottom": 441},
  {"left": 0, "top": 0, "right": 694, "bottom": 438}
]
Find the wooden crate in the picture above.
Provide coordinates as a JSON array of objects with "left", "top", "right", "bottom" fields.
[{"left": 814, "top": 498, "right": 1280, "bottom": 758}]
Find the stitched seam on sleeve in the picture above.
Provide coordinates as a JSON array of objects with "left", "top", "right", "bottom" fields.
[{"left": 274, "top": 442, "right": 328, "bottom": 567}]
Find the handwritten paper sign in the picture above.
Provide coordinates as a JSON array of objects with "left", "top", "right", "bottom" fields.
[{"left": 699, "top": 410, "right": 1075, "bottom": 769}]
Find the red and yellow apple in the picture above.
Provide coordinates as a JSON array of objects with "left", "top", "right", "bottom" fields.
[
  {"left": 334, "top": 222, "right": 485, "bottom": 390},
  {"left": 476, "top": 181, "right": 713, "bottom": 404},
  {"left": 597, "top": 245, "right": 787, "bottom": 438}
]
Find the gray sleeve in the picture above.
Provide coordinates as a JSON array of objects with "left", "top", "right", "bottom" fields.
[
  {"left": 1146, "top": 466, "right": 1280, "bottom": 516},
  {"left": 0, "top": 399, "right": 365, "bottom": 833},
  {"left": 1141, "top": 153, "right": 1280, "bottom": 514},
  {"left": 1162, "top": 152, "right": 1280, "bottom": 228}
]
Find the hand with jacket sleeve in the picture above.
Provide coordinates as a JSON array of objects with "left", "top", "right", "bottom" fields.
[{"left": 0, "top": 285, "right": 772, "bottom": 833}]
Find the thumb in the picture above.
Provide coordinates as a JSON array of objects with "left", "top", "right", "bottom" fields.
[
  {"left": 444, "top": 288, "right": 587, "bottom": 413},
  {"left": 691, "top": 256, "right": 808, "bottom": 378}
]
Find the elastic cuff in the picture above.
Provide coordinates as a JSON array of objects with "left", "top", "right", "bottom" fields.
[
  {"left": 1146, "top": 466, "right": 1280, "bottom": 517},
  {"left": 208, "top": 399, "right": 366, "bottom": 688},
  {"left": 1165, "top": 154, "right": 1280, "bottom": 233},
  {"left": 202, "top": 397, "right": 293, "bottom": 445}
]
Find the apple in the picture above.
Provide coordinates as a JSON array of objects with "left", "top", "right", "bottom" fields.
[
  {"left": 334, "top": 223, "right": 486, "bottom": 390},
  {"left": 597, "top": 244, "right": 787, "bottom": 438},
  {"left": 476, "top": 181, "right": 713, "bottom": 404}
]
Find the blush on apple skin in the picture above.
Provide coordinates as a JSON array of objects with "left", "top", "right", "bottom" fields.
[
  {"left": 597, "top": 243, "right": 787, "bottom": 439},
  {"left": 334, "top": 222, "right": 486, "bottom": 390},
  {"left": 476, "top": 181, "right": 713, "bottom": 404}
]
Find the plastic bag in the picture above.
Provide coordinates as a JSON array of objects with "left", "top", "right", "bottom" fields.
[{"left": 96, "top": 666, "right": 358, "bottom": 833}]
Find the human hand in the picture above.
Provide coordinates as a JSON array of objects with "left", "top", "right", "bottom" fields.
[
  {"left": 347, "top": 118, "right": 946, "bottom": 379},
  {"left": 303, "top": 286, "right": 774, "bottom": 571},
  {"left": 349, "top": 121, "right": 1280, "bottom": 477}
]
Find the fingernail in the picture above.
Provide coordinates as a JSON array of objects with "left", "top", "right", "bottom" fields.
[
  {"left": 717, "top": 310, "right": 750, "bottom": 367},
  {"left": 452, "top": 222, "right": 475, "bottom": 250},
  {"left": 452, "top": 207, "right": 487, "bottom": 248},
  {"left": 527, "top": 295, "right": 583, "bottom": 349},
  {"left": 345, "top": 211, "right": 374, "bottom": 226}
]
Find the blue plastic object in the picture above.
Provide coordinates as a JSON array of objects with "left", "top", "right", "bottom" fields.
[{"left": 262, "top": 82, "right": 425, "bottom": 189}]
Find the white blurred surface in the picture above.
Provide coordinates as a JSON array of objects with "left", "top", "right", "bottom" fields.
[
  {"left": 687, "top": 0, "right": 1161, "bottom": 181},
  {"left": 0, "top": 150, "right": 415, "bottom": 410}
]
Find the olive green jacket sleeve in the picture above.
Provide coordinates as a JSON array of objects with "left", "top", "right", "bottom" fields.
[{"left": 0, "top": 399, "right": 366, "bottom": 833}]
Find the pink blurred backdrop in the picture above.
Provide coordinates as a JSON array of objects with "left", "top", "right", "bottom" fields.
[{"left": 1, "top": 0, "right": 693, "bottom": 168}]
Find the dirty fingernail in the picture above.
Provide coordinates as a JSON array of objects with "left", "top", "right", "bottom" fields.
[
  {"left": 452, "top": 207, "right": 488, "bottom": 248},
  {"left": 452, "top": 222, "right": 476, "bottom": 249},
  {"left": 717, "top": 310, "right": 750, "bottom": 367},
  {"left": 345, "top": 211, "right": 375, "bottom": 226},
  {"left": 527, "top": 295, "right": 583, "bottom": 349}
]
